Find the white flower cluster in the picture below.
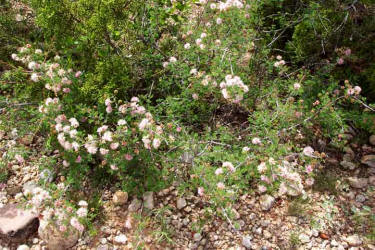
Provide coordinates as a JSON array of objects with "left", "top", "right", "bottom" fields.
[
  {"left": 347, "top": 86, "right": 361, "bottom": 96},
  {"left": 219, "top": 75, "right": 249, "bottom": 103},
  {"left": 277, "top": 161, "right": 304, "bottom": 197},
  {"left": 12, "top": 45, "right": 80, "bottom": 94},
  {"left": 274, "top": 55, "right": 286, "bottom": 67},
  {"left": 255, "top": 158, "right": 308, "bottom": 196},
  {"left": 217, "top": 0, "right": 244, "bottom": 11},
  {"left": 38, "top": 97, "right": 61, "bottom": 113},
  {"left": 55, "top": 115, "right": 81, "bottom": 151}
]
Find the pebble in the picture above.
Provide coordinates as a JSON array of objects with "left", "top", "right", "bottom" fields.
[
  {"left": 345, "top": 235, "right": 362, "bottom": 247},
  {"left": 340, "top": 161, "right": 357, "bottom": 170},
  {"left": 193, "top": 233, "right": 202, "bottom": 242},
  {"left": 331, "top": 239, "right": 339, "bottom": 246},
  {"left": 242, "top": 236, "right": 252, "bottom": 249},
  {"left": 361, "top": 155, "right": 375, "bottom": 168},
  {"left": 369, "top": 135, "right": 375, "bottom": 146},
  {"left": 114, "top": 234, "right": 127, "bottom": 244},
  {"left": 355, "top": 194, "right": 366, "bottom": 203},
  {"left": 128, "top": 198, "right": 142, "bottom": 212},
  {"left": 143, "top": 191, "right": 154, "bottom": 210},
  {"left": 17, "top": 245, "right": 30, "bottom": 250},
  {"left": 113, "top": 191, "right": 128, "bottom": 205},
  {"left": 348, "top": 177, "right": 368, "bottom": 189},
  {"left": 259, "top": 195, "right": 275, "bottom": 211},
  {"left": 263, "top": 230, "right": 272, "bottom": 239},
  {"left": 177, "top": 197, "right": 186, "bottom": 210},
  {"left": 97, "top": 244, "right": 109, "bottom": 250},
  {"left": 299, "top": 233, "right": 310, "bottom": 244},
  {"left": 369, "top": 176, "right": 375, "bottom": 186}
]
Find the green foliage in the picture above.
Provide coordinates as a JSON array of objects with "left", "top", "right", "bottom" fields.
[{"left": 30, "top": 0, "right": 189, "bottom": 102}]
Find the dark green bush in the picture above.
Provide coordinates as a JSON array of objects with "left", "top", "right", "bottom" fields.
[{"left": 30, "top": 0, "right": 189, "bottom": 102}]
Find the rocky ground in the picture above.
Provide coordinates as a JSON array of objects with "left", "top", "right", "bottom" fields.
[{"left": 0, "top": 118, "right": 375, "bottom": 250}]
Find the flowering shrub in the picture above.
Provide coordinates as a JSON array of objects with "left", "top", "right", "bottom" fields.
[
  {"left": 3, "top": 0, "right": 375, "bottom": 239},
  {"left": 16, "top": 184, "right": 88, "bottom": 235},
  {"left": 11, "top": 46, "right": 181, "bottom": 192}
]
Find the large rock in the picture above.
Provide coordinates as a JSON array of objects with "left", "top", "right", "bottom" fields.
[
  {"left": 113, "top": 191, "right": 128, "bottom": 206},
  {"left": 361, "top": 155, "right": 375, "bottom": 168},
  {"left": 38, "top": 222, "right": 80, "bottom": 250},
  {"left": 0, "top": 204, "right": 39, "bottom": 244},
  {"left": 348, "top": 177, "right": 368, "bottom": 189},
  {"left": 259, "top": 195, "right": 275, "bottom": 211},
  {"left": 143, "top": 192, "right": 154, "bottom": 210}
]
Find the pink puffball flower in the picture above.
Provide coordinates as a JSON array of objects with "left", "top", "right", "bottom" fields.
[
  {"left": 110, "top": 164, "right": 118, "bottom": 170},
  {"left": 222, "top": 161, "right": 235, "bottom": 172},
  {"left": 260, "top": 175, "right": 271, "bottom": 184},
  {"left": 63, "top": 160, "right": 70, "bottom": 167},
  {"left": 110, "top": 142, "right": 119, "bottom": 150},
  {"left": 78, "top": 200, "right": 88, "bottom": 207},
  {"left": 305, "top": 177, "right": 315, "bottom": 187},
  {"left": 217, "top": 182, "right": 225, "bottom": 190},
  {"left": 30, "top": 73, "right": 39, "bottom": 82},
  {"left": 353, "top": 86, "right": 361, "bottom": 95},
  {"left": 197, "top": 187, "right": 204, "bottom": 196},
  {"left": 258, "top": 185, "right": 267, "bottom": 193},
  {"left": 125, "top": 154, "right": 133, "bottom": 161},
  {"left": 176, "top": 127, "right": 182, "bottom": 132},
  {"left": 76, "top": 207, "right": 88, "bottom": 217},
  {"left": 102, "top": 131, "right": 113, "bottom": 142},
  {"left": 100, "top": 148, "right": 109, "bottom": 155},
  {"left": 75, "top": 155, "right": 82, "bottom": 163},
  {"left": 15, "top": 154, "right": 24, "bottom": 164},
  {"left": 242, "top": 146, "right": 250, "bottom": 153},
  {"left": 105, "top": 98, "right": 111, "bottom": 106},
  {"left": 347, "top": 88, "right": 355, "bottom": 96},
  {"left": 138, "top": 118, "right": 150, "bottom": 131},
  {"left": 293, "top": 83, "right": 301, "bottom": 90},
  {"left": 117, "top": 119, "right": 127, "bottom": 126},
  {"left": 106, "top": 105, "right": 113, "bottom": 114},
  {"left": 252, "top": 137, "right": 261, "bottom": 145},
  {"left": 70, "top": 217, "right": 84, "bottom": 232},
  {"left": 190, "top": 68, "right": 198, "bottom": 75},
  {"left": 152, "top": 138, "right": 161, "bottom": 149},
  {"left": 63, "top": 88, "right": 71, "bottom": 93},
  {"left": 97, "top": 125, "right": 108, "bottom": 134},
  {"left": 75, "top": 71, "right": 82, "bottom": 78},
  {"left": 59, "top": 225, "right": 67, "bottom": 232},
  {"left": 303, "top": 146, "right": 314, "bottom": 157},
  {"left": 215, "top": 168, "right": 224, "bottom": 175},
  {"left": 192, "top": 93, "right": 199, "bottom": 100},
  {"left": 305, "top": 165, "right": 313, "bottom": 174},
  {"left": 337, "top": 58, "right": 344, "bottom": 65},
  {"left": 257, "top": 162, "right": 267, "bottom": 173},
  {"left": 345, "top": 48, "right": 351, "bottom": 56}
]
